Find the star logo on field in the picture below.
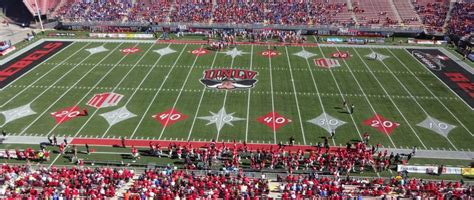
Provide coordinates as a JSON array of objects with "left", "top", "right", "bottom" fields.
[
  {"left": 99, "top": 106, "right": 136, "bottom": 126},
  {"left": 154, "top": 47, "right": 176, "bottom": 56},
  {"left": 0, "top": 104, "right": 36, "bottom": 125},
  {"left": 85, "top": 46, "right": 109, "bottom": 54},
  {"left": 198, "top": 107, "right": 244, "bottom": 132},
  {"left": 294, "top": 50, "right": 317, "bottom": 59},
  {"left": 220, "top": 48, "right": 248, "bottom": 58},
  {"left": 417, "top": 116, "right": 456, "bottom": 137},
  {"left": 307, "top": 112, "right": 346, "bottom": 134},
  {"left": 365, "top": 52, "right": 389, "bottom": 61}
]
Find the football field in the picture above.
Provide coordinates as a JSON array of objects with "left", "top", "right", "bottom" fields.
[{"left": 0, "top": 39, "right": 472, "bottom": 151}]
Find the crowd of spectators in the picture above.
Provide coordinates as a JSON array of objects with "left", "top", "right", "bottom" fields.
[
  {"left": 147, "top": 136, "right": 410, "bottom": 178},
  {"left": 54, "top": 1, "right": 357, "bottom": 27},
  {"left": 277, "top": 173, "right": 472, "bottom": 199},
  {"left": 413, "top": 1, "right": 450, "bottom": 33},
  {"left": 170, "top": 3, "right": 213, "bottom": 23},
  {"left": 126, "top": 168, "right": 269, "bottom": 199},
  {"left": 1, "top": 163, "right": 470, "bottom": 199},
  {"left": 0, "top": 137, "right": 470, "bottom": 199},
  {"left": 0, "top": 164, "right": 134, "bottom": 199},
  {"left": 446, "top": 2, "right": 473, "bottom": 37},
  {"left": 51, "top": 0, "right": 473, "bottom": 37},
  {"left": 1, "top": 148, "right": 50, "bottom": 162},
  {"left": 56, "top": 0, "right": 137, "bottom": 22},
  {"left": 212, "top": 3, "right": 265, "bottom": 24}
]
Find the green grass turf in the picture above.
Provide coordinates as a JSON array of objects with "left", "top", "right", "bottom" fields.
[{"left": 0, "top": 41, "right": 472, "bottom": 152}]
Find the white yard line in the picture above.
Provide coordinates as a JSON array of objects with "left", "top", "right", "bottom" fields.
[
  {"left": 9, "top": 43, "right": 97, "bottom": 110},
  {"left": 38, "top": 62, "right": 433, "bottom": 75},
  {"left": 38, "top": 43, "right": 135, "bottom": 136},
  {"left": 374, "top": 48, "right": 458, "bottom": 149},
  {"left": 351, "top": 47, "right": 427, "bottom": 149},
  {"left": 130, "top": 44, "right": 189, "bottom": 139},
  {"left": 101, "top": 44, "right": 172, "bottom": 138},
  {"left": 398, "top": 49, "right": 474, "bottom": 136},
  {"left": 245, "top": 45, "right": 254, "bottom": 142},
  {"left": 72, "top": 43, "right": 156, "bottom": 137},
  {"left": 215, "top": 51, "right": 237, "bottom": 142},
  {"left": 328, "top": 46, "right": 397, "bottom": 148},
  {"left": 0, "top": 42, "right": 90, "bottom": 107},
  {"left": 157, "top": 45, "right": 203, "bottom": 140},
  {"left": 16, "top": 42, "right": 116, "bottom": 134},
  {"left": 186, "top": 49, "right": 219, "bottom": 141},
  {"left": 303, "top": 46, "right": 363, "bottom": 141},
  {"left": 316, "top": 45, "right": 362, "bottom": 145},
  {"left": 268, "top": 46, "right": 277, "bottom": 144},
  {"left": 284, "top": 47, "right": 306, "bottom": 145},
  {"left": 383, "top": 49, "right": 469, "bottom": 147},
  {"left": 48, "top": 42, "right": 153, "bottom": 168},
  {"left": 4, "top": 84, "right": 461, "bottom": 101}
]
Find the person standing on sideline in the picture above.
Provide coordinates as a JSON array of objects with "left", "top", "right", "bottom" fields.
[
  {"left": 363, "top": 132, "right": 370, "bottom": 144},
  {"left": 350, "top": 104, "right": 355, "bottom": 114},
  {"left": 412, "top": 146, "right": 417, "bottom": 156},
  {"left": 121, "top": 136, "right": 126, "bottom": 148},
  {"left": 59, "top": 143, "right": 64, "bottom": 154},
  {"left": 53, "top": 135, "right": 58, "bottom": 146},
  {"left": 85, "top": 144, "right": 90, "bottom": 154}
]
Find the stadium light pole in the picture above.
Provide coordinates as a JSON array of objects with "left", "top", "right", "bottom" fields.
[{"left": 33, "top": 0, "right": 44, "bottom": 32}]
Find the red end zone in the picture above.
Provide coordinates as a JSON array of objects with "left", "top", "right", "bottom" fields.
[{"left": 407, "top": 49, "right": 473, "bottom": 109}]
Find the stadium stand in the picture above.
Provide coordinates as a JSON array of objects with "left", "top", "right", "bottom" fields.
[
  {"left": 352, "top": 0, "right": 400, "bottom": 26},
  {"left": 413, "top": 0, "right": 450, "bottom": 34},
  {"left": 276, "top": 174, "right": 471, "bottom": 199},
  {"left": 392, "top": 0, "right": 423, "bottom": 26},
  {"left": 139, "top": 0, "right": 171, "bottom": 23},
  {"left": 0, "top": 163, "right": 471, "bottom": 199},
  {"left": 1, "top": 0, "right": 473, "bottom": 198},
  {"left": 0, "top": 164, "right": 134, "bottom": 198},
  {"left": 171, "top": 3, "right": 212, "bottom": 23},
  {"left": 304, "top": 1, "right": 355, "bottom": 26},
  {"left": 446, "top": 1, "right": 473, "bottom": 37},
  {"left": 50, "top": 0, "right": 473, "bottom": 36},
  {"left": 128, "top": 169, "right": 270, "bottom": 199},
  {"left": 23, "top": 0, "right": 60, "bottom": 16}
]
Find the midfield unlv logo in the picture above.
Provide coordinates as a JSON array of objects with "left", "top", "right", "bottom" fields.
[{"left": 200, "top": 68, "right": 258, "bottom": 90}]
